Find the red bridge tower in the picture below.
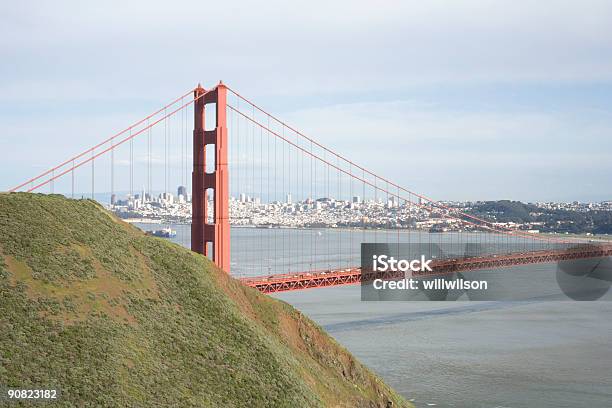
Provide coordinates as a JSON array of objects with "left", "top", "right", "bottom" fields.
[{"left": 191, "top": 83, "right": 230, "bottom": 272}]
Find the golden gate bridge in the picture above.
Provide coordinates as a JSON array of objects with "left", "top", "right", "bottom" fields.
[{"left": 9, "top": 82, "right": 612, "bottom": 294}]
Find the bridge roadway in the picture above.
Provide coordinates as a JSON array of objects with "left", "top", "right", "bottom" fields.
[{"left": 239, "top": 244, "right": 612, "bottom": 294}]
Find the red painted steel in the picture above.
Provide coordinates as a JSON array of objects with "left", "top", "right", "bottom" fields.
[
  {"left": 226, "top": 103, "right": 568, "bottom": 245},
  {"left": 191, "top": 83, "right": 230, "bottom": 272},
  {"left": 9, "top": 82, "right": 604, "bottom": 286},
  {"left": 14, "top": 94, "right": 203, "bottom": 193},
  {"left": 225, "top": 86, "right": 571, "bottom": 244},
  {"left": 240, "top": 244, "right": 612, "bottom": 294},
  {"left": 191, "top": 84, "right": 206, "bottom": 255},
  {"left": 9, "top": 90, "right": 195, "bottom": 193}
]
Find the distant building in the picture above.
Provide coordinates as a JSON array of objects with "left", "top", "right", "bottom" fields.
[
  {"left": 110, "top": 194, "right": 117, "bottom": 206},
  {"left": 177, "top": 185, "right": 187, "bottom": 197},
  {"left": 286, "top": 194, "right": 292, "bottom": 204},
  {"left": 352, "top": 196, "right": 361, "bottom": 204},
  {"left": 160, "top": 192, "right": 174, "bottom": 204}
]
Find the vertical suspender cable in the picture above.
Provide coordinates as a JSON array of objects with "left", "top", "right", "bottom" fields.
[
  {"left": 111, "top": 136, "right": 115, "bottom": 201},
  {"left": 260, "top": 124, "right": 263, "bottom": 276},
  {"left": 71, "top": 160, "right": 75, "bottom": 198},
  {"left": 267, "top": 114, "right": 271, "bottom": 275},
  {"left": 164, "top": 108, "right": 168, "bottom": 194},
  {"left": 181, "top": 96, "right": 185, "bottom": 188},
  {"left": 130, "top": 129, "right": 133, "bottom": 197},
  {"left": 91, "top": 150, "right": 95, "bottom": 199}
]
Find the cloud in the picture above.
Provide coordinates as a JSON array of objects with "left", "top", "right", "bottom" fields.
[
  {"left": 1, "top": 1, "right": 612, "bottom": 200},
  {"left": 280, "top": 99, "right": 612, "bottom": 201},
  {"left": 2, "top": 1, "right": 612, "bottom": 101}
]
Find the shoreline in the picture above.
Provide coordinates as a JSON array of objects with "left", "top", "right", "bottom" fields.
[{"left": 122, "top": 218, "right": 611, "bottom": 241}]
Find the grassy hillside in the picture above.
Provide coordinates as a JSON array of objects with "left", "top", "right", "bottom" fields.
[{"left": 0, "top": 193, "right": 410, "bottom": 408}]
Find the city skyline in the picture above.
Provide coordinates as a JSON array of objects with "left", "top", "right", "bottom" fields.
[
  {"left": 105, "top": 184, "right": 612, "bottom": 207},
  {"left": 109, "top": 183, "right": 612, "bottom": 235}
]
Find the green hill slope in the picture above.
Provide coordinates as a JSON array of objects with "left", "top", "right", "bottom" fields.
[{"left": 0, "top": 193, "right": 410, "bottom": 407}]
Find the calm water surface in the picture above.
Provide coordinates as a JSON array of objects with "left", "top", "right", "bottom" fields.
[{"left": 136, "top": 224, "right": 612, "bottom": 408}]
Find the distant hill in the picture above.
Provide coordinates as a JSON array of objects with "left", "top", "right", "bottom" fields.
[
  {"left": 469, "top": 200, "right": 538, "bottom": 223},
  {"left": 468, "top": 200, "right": 612, "bottom": 234},
  {"left": 0, "top": 193, "right": 410, "bottom": 407}
]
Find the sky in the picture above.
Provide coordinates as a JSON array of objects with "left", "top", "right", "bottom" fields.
[{"left": 1, "top": 0, "right": 612, "bottom": 202}]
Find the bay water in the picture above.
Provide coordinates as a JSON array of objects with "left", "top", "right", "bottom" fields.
[{"left": 136, "top": 223, "right": 612, "bottom": 408}]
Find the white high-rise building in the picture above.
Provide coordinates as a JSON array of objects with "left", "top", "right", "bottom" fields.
[{"left": 286, "top": 193, "right": 292, "bottom": 204}]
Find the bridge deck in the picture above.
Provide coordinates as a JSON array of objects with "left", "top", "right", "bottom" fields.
[{"left": 239, "top": 244, "right": 612, "bottom": 294}]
